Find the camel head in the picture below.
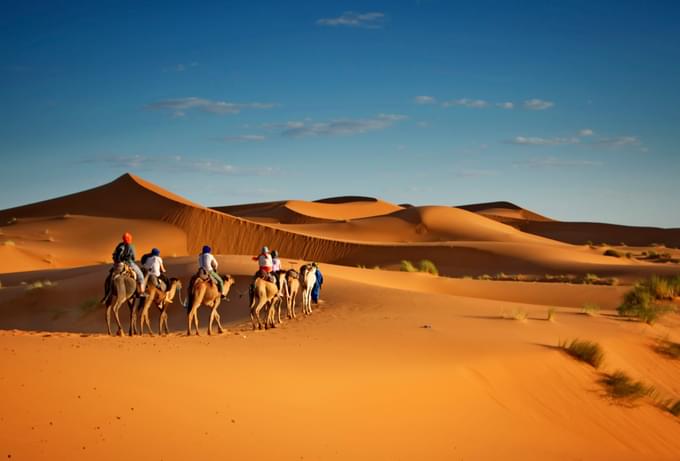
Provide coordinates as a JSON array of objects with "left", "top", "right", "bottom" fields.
[{"left": 221, "top": 274, "right": 235, "bottom": 299}]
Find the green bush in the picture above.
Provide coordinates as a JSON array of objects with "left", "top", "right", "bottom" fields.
[
  {"left": 583, "top": 273, "right": 599, "bottom": 285},
  {"left": 619, "top": 279, "right": 678, "bottom": 324},
  {"left": 418, "top": 259, "right": 439, "bottom": 276},
  {"left": 603, "top": 249, "right": 622, "bottom": 258},
  {"left": 582, "top": 303, "right": 600, "bottom": 316},
  {"left": 655, "top": 340, "right": 680, "bottom": 359},
  {"left": 600, "top": 370, "right": 653, "bottom": 401},
  {"left": 560, "top": 339, "right": 605, "bottom": 368},
  {"left": 400, "top": 260, "right": 417, "bottom": 272}
]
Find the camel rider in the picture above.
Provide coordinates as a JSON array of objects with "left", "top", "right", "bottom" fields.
[
  {"left": 112, "top": 232, "right": 146, "bottom": 296},
  {"left": 143, "top": 248, "right": 167, "bottom": 291},
  {"left": 199, "top": 246, "right": 226, "bottom": 298},
  {"left": 271, "top": 250, "right": 282, "bottom": 284},
  {"left": 311, "top": 262, "right": 324, "bottom": 304},
  {"left": 252, "top": 246, "right": 274, "bottom": 283}
]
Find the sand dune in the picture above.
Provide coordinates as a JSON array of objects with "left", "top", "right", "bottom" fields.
[
  {"left": 214, "top": 196, "right": 402, "bottom": 224},
  {"left": 458, "top": 201, "right": 554, "bottom": 222},
  {"left": 1, "top": 174, "right": 677, "bottom": 281}
]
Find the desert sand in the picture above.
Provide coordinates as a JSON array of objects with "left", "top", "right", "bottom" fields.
[{"left": 1, "top": 174, "right": 679, "bottom": 460}]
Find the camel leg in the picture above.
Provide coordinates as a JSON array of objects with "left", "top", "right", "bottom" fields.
[
  {"left": 162, "top": 310, "right": 169, "bottom": 335},
  {"left": 277, "top": 297, "right": 282, "bottom": 324},
  {"left": 208, "top": 309, "right": 215, "bottom": 336},
  {"left": 215, "top": 310, "right": 224, "bottom": 334},
  {"left": 254, "top": 299, "right": 267, "bottom": 330},
  {"left": 159, "top": 310, "right": 165, "bottom": 336},
  {"left": 113, "top": 302, "right": 124, "bottom": 336},
  {"left": 129, "top": 299, "right": 139, "bottom": 336},
  {"left": 105, "top": 303, "right": 113, "bottom": 335}
]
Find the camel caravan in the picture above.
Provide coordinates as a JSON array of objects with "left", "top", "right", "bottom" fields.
[{"left": 101, "top": 234, "right": 323, "bottom": 336}]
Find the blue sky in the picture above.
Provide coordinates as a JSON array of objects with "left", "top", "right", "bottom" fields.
[{"left": 1, "top": 0, "right": 679, "bottom": 226}]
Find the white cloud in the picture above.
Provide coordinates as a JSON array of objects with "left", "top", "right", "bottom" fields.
[
  {"left": 456, "top": 169, "right": 499, "bottom": 178},
  {"left": 578, "top": 128, "right": 594, "bottom": 137},
  {"left": 414, "top": 95, "right": 437, "bottom": 105},
  {"left": 316, "top": 11, "right": 385, "bottom": 28},
  {"left": 416, "top": 121, "right": 429, "bottom": 128},
  {"left": 514, "top": 157, "right": 601, "bottom": 168},
  {"left": 591, "top": 136, "right": 639, "bottom": 147},
  {"left": 496, "top": 102, "right": 514, "bottom": 109},
  {"left": 509, "top": 136, "right": 579, "bottom": 146},
  {"left": 145, "top": 97, "right": 276, "bottom": 117},
  {"left": 218, "top": 135, "right": 266, "bottom": 142},
  {"left": 280, "top": 113, "right": 407, "bottom": 137},
  {"left": 442, "top": 98, "right": 488, "bottom": 108},
  {"left": 84, "top": 155, "right": 276, "bottom": 176},
  {"left": 523, "top": 98, "right": 555, "bottom": 110}
]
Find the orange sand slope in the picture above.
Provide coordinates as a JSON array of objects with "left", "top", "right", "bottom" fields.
[
  {"left": 1, "top": 256, "right": 679, "bottom": 460},
  {"left": 1, "top": 173, "right": 678, "bottom": 279},
  {"left": 458, "top": 200, "right": 554, "bottom": 222}
]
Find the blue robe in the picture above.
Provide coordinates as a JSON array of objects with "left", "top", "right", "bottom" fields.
[{"left": 312, "top": 269, "right": 323, "bottom": 302}]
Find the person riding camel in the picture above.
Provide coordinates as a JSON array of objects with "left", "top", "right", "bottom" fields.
[
  {"left": 271, "top": 250, "right": 282, "bottom": 285},
  {"left": 199, "top": 245, "right": 226, "bottom": 298},
  {"left": 143, "top": 247, "right": 167, "bottom": 291},
  {"left": 112, "top": 232, "right": 146, "bottom": 296},
  {"left": 252, "top": 246, "right": 274, "bottom": 283}
]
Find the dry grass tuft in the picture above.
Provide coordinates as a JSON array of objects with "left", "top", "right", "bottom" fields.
[
  {"left": 582, "top": 302, "right": 601, "bottom": 316},
  {"left": 560, "top": 339, "right": 605, "bottom": 368},
  {"left": 600, "top": 370, "right": 653, "bottom": 402}
]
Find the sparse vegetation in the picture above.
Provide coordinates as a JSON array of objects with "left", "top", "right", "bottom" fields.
[
  {"left": 7, "top": 217, "right": 17, "bottom": 225},
  {"left": 372, "top": 265, "right": 381, "bottom": 270},
  {"left": 655, "top": 339, "right": 680, "bottom": 359},
  {"left": 618, "top": 277, "right": 678, "bottom": 324},
  {"left": 3, "top": 240, "right": 15, "bottom": 246},
  {"left": 600, "top": 370, "right": 653, "bottom": 402},
  {"left": 547, "top": 307, "right": 556, "bottom": 322},
  {"left": 511, "top": 308, "right": 528, "bottom": 321},
  {"left": 668, "top": 400, "right": 680, "bottom": 417},
  {"left": 400, "top": 259, "right": 439, "bottom": 275},
  {"left": 418, "top": 259, "right": 439, "bottom": 276},
  {"left": 25, "top": 280, "right": 58, "bottom": 291},
  {"left": 400, "top": 260, "right": 418, "bottom": 272},
  {"left": 582, "top": 302, "right": 601, "bottom": 316},
  {"left": 603, "top": 249, "right": 622, "bottom": 258},
  {"left": 467, "top": 273, "right": 617, "bottom": 285},
  {"left": 560, "top": 339, "right": 605, "bottom": 368}
]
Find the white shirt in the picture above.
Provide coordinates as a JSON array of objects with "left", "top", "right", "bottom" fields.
[
  {"left": 144, "top": 255, "right": 163, "bottom": 277},
  {"left": 199, "top": 253, "right": 218, "bottom": 272},
  {"left": 258, "top": 253, "right": 273, "bottom": 268}
]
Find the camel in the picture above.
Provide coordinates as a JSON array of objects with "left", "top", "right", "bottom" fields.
[
  {"left": 138, "top": 278, "right": 183, "bottom": 336},
  {"left": 285, "top": 269, "right": 300, "bottom": 319},
  {"left": 186, "top": 273, "right": 234, "bottom": 336},
  {"left": 250, "top": 277, "right": 280, "bottom": 330},
  {"left": 102, "top": 264, "right": 139, "bottom": 336},
  {"left": 300, "top": 264, "right": 317, "bottom": 316},
  {"left": 273, "top": 272, "right": 289, "bottom": 324}
]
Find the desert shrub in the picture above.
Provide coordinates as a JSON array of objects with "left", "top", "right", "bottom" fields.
[
  {"left": 646, "top": 276, "right": 673, "bottom": 299},
  {"left": 583, "top": 273, "right": 599, "bottom": 285},
  {"left": 547, "top": 307, "right": 556, "bottom": 322},
  {"left": 560, "top": 339, "right": 604, "bottom": 368},
  {"left": 372, "top": 265, "right": 381, "bottom": 270},
  {"left": 3, "top": 240, "right": 15, "bottom": 246},
  {"left": 586, "top": 240, "right": 593, "bottom": 246},
  {"left": 668, "top": 400, "right": 680, "bottom": 417},
  {"left": 25, "top": 280, "right": 57, "bottom": 291},
  {"left": 400, "top": 260, "right": 417, "bottom": 272},
  {"left": 600, "top": 370, "right": 653, "bottom": 401},
  {"left": 7, "top": 217, "right": 17, "bottom": 225},
  {"left": 647, "top": 250, "right": 658, "bottom": 259},
  {"left": 418, "top": 259, "right": 439, "bottom": 276},
  {"left": 655, "top": 340, "right": 680, "bottom": 359},
  {"left": 480, "top": 274, "right": 492, "bottom": 280},
  {"left": 355, "top": 264, "right": 367, "bottom": 269},
  {"left": 604, "top": 249, "right": 622, "bottom": 258},
  {"left": 618, "top": 281, "right": 677, "bottom": 324},
  {"left": 625, "top": 252, "right": 633, "bottom": 259},
  {"left": 511, "top": 309, "right": 528, "bottom": 321},
  {"left": 582, "top": 303, "right": 600, "bottom": 316}
]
